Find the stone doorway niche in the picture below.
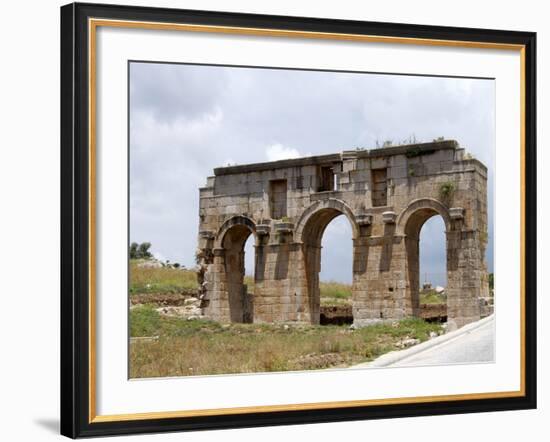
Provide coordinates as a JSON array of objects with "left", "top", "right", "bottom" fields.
[{"left": 219, "top": 218, "right": 256, "bottom": 323}]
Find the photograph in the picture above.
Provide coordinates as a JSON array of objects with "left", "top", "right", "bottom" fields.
[{"left": 128, "top": 62, "right": 495, "bottom": 378}]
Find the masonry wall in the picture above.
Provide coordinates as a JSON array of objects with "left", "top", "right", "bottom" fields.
[{"left": 196, "top": 140, "right": 489, "bottom": 329}]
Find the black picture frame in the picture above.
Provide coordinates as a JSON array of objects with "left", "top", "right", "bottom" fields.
[{"left": 60, "top": 2, "right": 537, "bottom": 438}]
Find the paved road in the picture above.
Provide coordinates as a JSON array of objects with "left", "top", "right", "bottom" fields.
[
  {"left": 352, "top": 315, "right": 495, "bottom": 369},
  {"left": 392, "top": 316, "right": 494, "bottom": 367}
]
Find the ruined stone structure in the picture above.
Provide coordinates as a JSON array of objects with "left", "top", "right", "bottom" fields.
[{"left": 196, "top": 140, "right": 489, "bottom": 330}]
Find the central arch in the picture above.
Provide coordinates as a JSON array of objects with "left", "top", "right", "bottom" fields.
[{"left": 295, "top": 199, "right": 359, "bottom": 324}]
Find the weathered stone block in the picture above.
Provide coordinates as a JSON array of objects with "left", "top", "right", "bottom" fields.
[
  {"left": 382, "top": 211, "right": 397, "bottom": 224},
  {"left": 449, "top": 207, "right": 465, "bottom": 220}
]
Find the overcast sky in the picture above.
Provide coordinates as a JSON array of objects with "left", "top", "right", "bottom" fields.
[{"left": 130, "top": 62, "right": 494, "bottom": 287}]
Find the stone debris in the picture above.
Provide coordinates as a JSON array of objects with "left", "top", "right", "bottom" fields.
[
  {"left": 155, "top": 298, "right": 203, "bottom": 320},
  {"left": 136, "top": 259, "right": 163, "bottom": 268},
  {"left": 130, "top": 292, "right": 198, "bottom": 306},
  {"left": 395, "top": 337, "right": 421, "bottom": 349},
  {"left": 291, "top": 352, "right": 346, "bottom": 370}
]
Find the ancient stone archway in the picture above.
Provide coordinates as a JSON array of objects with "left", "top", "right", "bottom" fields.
[
  {"left": 294, "top": 199, "right": 360, "bottom": 243},
  {"left": 197, "top": 140, "right": 489, "bottom": 328},
  {"left": 294, "top": 199, "right": 359, "bottom": 324},
  {"left": 200, "top": 216, "right": 257, "bottom": 323}
]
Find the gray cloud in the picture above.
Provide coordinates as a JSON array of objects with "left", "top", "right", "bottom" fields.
[
  {"left": 130, "top": 62, "right": 494, "bottom": 284},
  {"left": 130, "top": 62, "right": 227, "bottom": 122}
]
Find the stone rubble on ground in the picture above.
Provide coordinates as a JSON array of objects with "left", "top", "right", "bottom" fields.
[
  {"left": 136, "top": 259, "right": 163, "bottom": 269},
  {"left": 395, "top": 337, "right": 421, "bottom": 349},
  {"left": 155, "top": 297, "right": 204, "bottom": 320}
]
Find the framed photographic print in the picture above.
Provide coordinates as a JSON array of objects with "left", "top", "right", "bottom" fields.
[{"left": 60, "top": 2, "right": 537, "bottom": 438}]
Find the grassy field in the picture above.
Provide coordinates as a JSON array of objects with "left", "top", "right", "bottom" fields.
[
  {"left": 129, "top": 260, "right": 443, "bottom": 377},
  {"left": 419, "top": 290, "right": 446, "bottom": 305},
  {"left": 130, "top": 259, "right": 352, "bottom": 306},
  {"left": 130, "top": 260, "right": 446, "bottom": 306},
  {"left": 130, "top": 306, "right": 442, "bottom": 378},
  {"left": 130, "top": 260, "right": 197, "bottom": 294}
]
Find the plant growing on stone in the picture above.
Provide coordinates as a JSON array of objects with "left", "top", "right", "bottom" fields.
[
  {"left": 405, "top": 147, "right": 435, "bottom": 158},
  {"left": 439, "top": 181, "right": 455, "bottom": 201},
  {"left": 479, "top": 230, "right": 488, "bottom": 245}
]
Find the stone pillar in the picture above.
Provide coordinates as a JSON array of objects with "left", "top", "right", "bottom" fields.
[
  {"left": 303, "top": 243, "right": 322, "bottom": 324},
  {"left": 250, "top": 243, "right": 276, "bottom": 324},
  {"left": 351, "top": 235, "right": 370, "bottom": 325},
  {"left": 446, "top": 229, "right": 482, "bottom": 330},
  {"left": 403, "top": 234, "right": 421, "bottom": 318},
  {"left": 289, "top": 244, "right": 310, "bottom": 323},
  {"left": 352, "top": 214, "right": 413, "bottom": 326},
  {"left": 224, "top": 242, "right": 247, "bottom": 323},
  {"left": 203, "top": 248, "right": 231, "bottom": 323},
  {"left": 253, "top": 238, "right": 310, "bottom": 324}
]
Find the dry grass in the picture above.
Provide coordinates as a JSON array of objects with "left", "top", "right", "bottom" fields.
[
  {"left": 129, "top": 307, "right": 442, "bottom": 378},
  {"left": 130, "top": 262, "right": 351, "bottom": 305},
  {"left": 419, "top": 290, "right": 446, "bottom": 305},
  {"left": 130, "top": 260, "right": 197, "bottom": 294},
  {"left": 320, "top": 281, "right": 352, "bottom": 299},
  {"left": 319, "top": 281, "right": 352, "bottom": 307},
  {"left": 129, "top": 263, "right": 443, "bottom": 378}
]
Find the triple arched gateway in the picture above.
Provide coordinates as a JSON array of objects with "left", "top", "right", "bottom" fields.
[{"left": 196, "top": 140, "right": 489, "bottom": 330}]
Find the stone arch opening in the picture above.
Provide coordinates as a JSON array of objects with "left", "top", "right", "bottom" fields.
[
  {"left": 217, "top": 217, "right": 257, "bottom": 323},
  {"left": 319, "top": 216, "right": 354, "bottom": 325},
  {"left": 299, "top": 202, "right": 358, "bottom": 325},
  {"left": 419, "top": 216, "right": 447, "bottom": 292},
  {"left": 408, "top": 213, "right": 448, "bottom": 321},
  {"left": 401, "top": 201, "right": 451, "bottom": 320}
]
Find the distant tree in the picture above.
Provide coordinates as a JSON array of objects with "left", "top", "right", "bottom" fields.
[
  {"left": 488, "top": 273, "right": 494, "bottom": 290},
  {"left": 129, "top": 242, "right": 139, "bottom": 259},
  {"left": 137, "top": 242, "right": 152, "bottom": 259},
  {"left": 129, "top": 242, "right": 153, "bottom": 259}
]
